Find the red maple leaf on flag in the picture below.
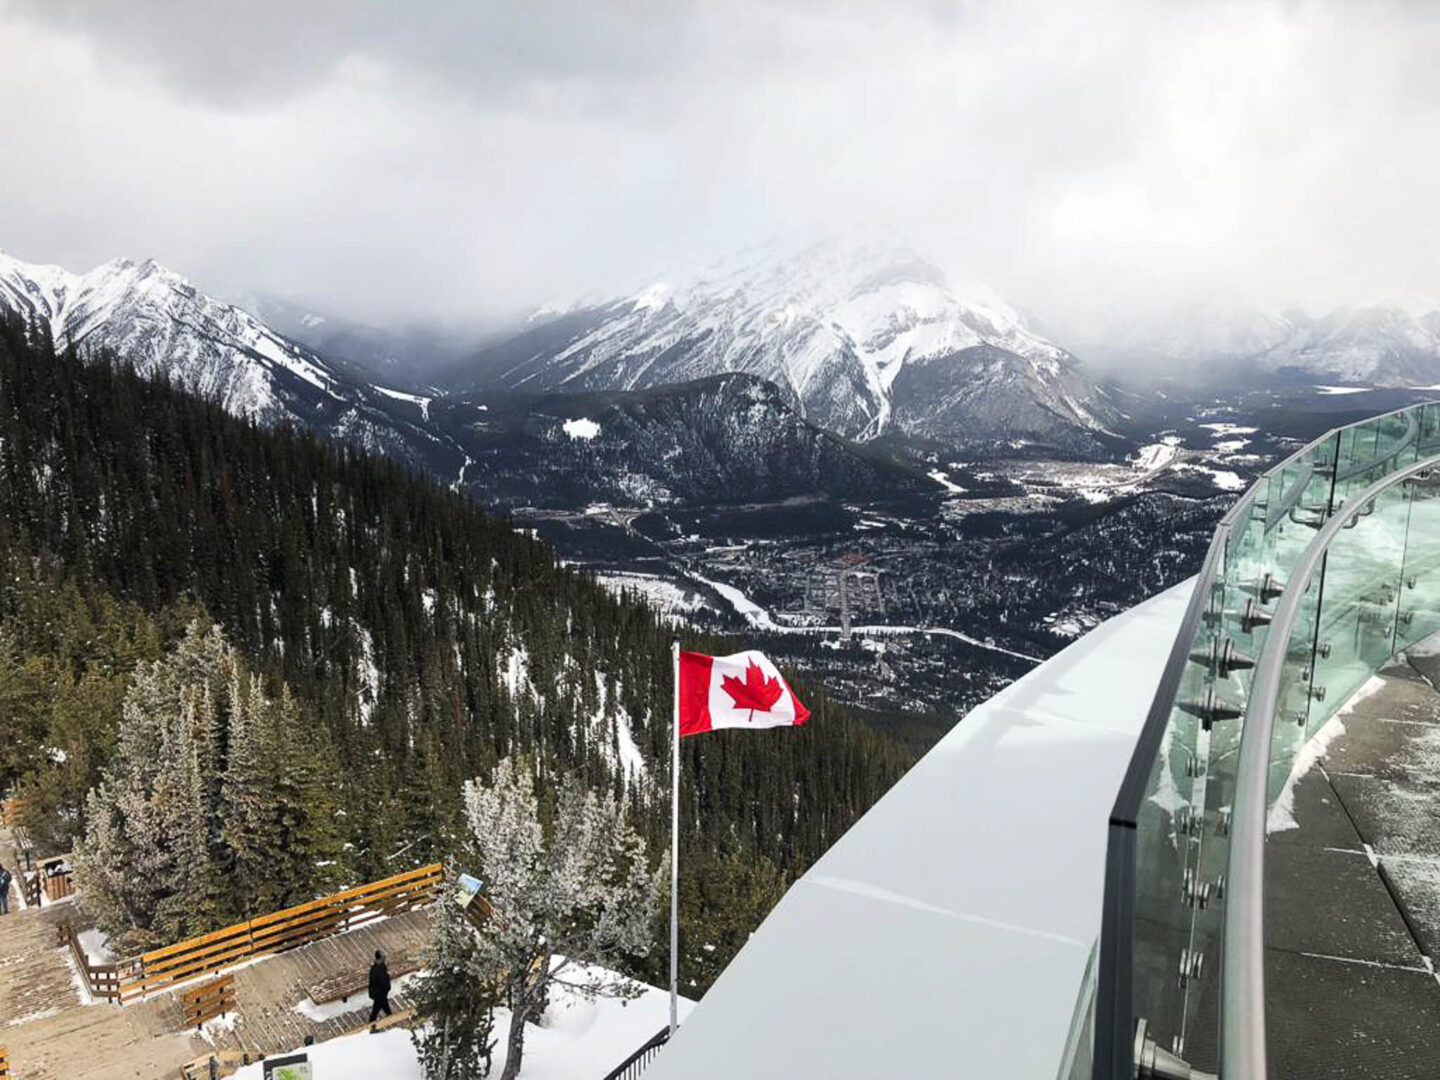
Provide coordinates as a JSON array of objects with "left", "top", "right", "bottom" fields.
[{"left": 721, "top": 660, "right": 785, "bottom": 723}]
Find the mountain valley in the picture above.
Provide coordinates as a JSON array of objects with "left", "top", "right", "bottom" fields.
[{"left": 4, "top": 243, "right": 1440, "bottom": 743}]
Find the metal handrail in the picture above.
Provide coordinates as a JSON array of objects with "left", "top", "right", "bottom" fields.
[
  {"left": 1332, "top": 410, "right": 1418, "bottom": 483},
  {"left": 599, "top": 1026, "right": 671, "bottom": 1080},
  {"left": 1219, "top": 450, "right": 1440, "bottom": 1080}
]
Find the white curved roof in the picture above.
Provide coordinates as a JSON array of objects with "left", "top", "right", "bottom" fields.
[{"left": 646, "top": 579, "right": 1194, "bottom": 1080}]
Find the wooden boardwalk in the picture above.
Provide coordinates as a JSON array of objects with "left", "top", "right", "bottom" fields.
[{"left": 0, "top": 844, "right": 434, "bottom": 1080}]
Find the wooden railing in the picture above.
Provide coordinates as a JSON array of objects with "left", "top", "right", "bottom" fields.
[
  {"left": 20, "top": 870, "right": 41, "bottom": 909},
  {"left": 58, "top": 922, "right": 123, "bottom": 1003},
  {"left": 0, "top": 797, "right": 24, "bottom": 828},
  {"left": 180, "top": 973, "right": 236, "bottom": 1031},
  {"left": 107, "top": 863, "right": 443, "bottom": 1003}
]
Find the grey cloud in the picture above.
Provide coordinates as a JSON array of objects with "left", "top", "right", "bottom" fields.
[{"left": 0, "top": 0, "right": 1437, "bottom": 340}]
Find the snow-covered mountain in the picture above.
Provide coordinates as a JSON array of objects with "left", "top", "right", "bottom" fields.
[
  {"left": 0, "top": 250, "right": 351, "bottom": 422},
  {"left": 0, "top": 247, "right": 924, "bottom": 510},
  {"left": 1261, "top": 304, "right": 1440, "bottom": 385},
  {"left": 463, "top": 239, "right": 1115, "bottom": 448},
  {"left": 0, "top": 249, "right": 454, "bottom": 472},
  {"left": 1087, "top": 300, "right": 1440, "bottom": 386}
]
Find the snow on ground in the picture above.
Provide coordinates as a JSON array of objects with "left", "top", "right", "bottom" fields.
[
  {"left": 1211, "top": 438, "right": 1251, "bottom": 454},
  {"left": 790, "top": 622, "right": 1041, "bottom": 664},
  {"left": 585, "top": 671, "right": 648, "bottom": 790},
  {"left": 62, "top": 948, "right": 98, "bottom": 1007},
  {"left": 1177, "top": 464, "right": 1248, "bottom": 491},
  {"left": 1315, "top": 385, "right": 1372, "bottom": 396},
  {"left": 594, "top": 572, "right": 707, "bottom": 623},
  {"left": 235, "top": 965, "right": 694, "bottom": 1080},
  {"left": 689, "top": 572, "right": 779, "bottom": 630},
  {"left": 1132, "top": 437, "right": 1183, "bottom": 472},
  {"left": 200, "top": 1011, "right": 241, "bottom": 1045},
  {"left": 1199, "top": 422, "right": 1259, "bottom": 437},
  {"left": 563, "top": 417, "right": 601, "bottom": 440},
  {"left": 373, "top": 386, "right": 433, "bottom": 421},
  {"left": 78, "top": 927, "right": 117, "bottom": 965},
  {"left": 1268, "top": 674, "right": 1388, "bottom": 833},
  {"left": 927, "top": 468, "right": 966, "bottom": 494}
]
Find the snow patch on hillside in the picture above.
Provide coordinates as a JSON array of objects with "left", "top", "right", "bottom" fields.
[
  {"left": 1132, "top": 438, "right": 1182, "bottom": 472},
  {"left": 502, "top": 645, "right": 533, "bottom": 699},
  {"left": 563, "top": 417, "right": 602, "bottom": 440},
  {"left": 354, "top": 624, "right": 380, "bottom": 727},
  {"left": 594, "top": 572, "right": 706, "bottom": 623},
  {"left": 374, "top": 385, "right": 433, "bottom": 420},
  {"left": 927, "top": 468, "right": 966, "bottom": 494},
  {"left": 690, "top": 572, "right": 778, "bottom": 630}
]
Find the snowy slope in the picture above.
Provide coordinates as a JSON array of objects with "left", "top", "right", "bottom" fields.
[
  {"left": 466, "top": 238, "right": 1114, "bottom": 446},
  {"left": 0, "top": 250, "right": 345, "bottom": 422},
  {"left": 0, "top": 249, "right": 463, "bottom": 475}
]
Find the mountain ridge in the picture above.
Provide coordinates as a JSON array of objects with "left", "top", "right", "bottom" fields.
[
  {"left": 457, "top": 238, "right": 1117, "bottom": 449},
  {"left": 1082, "top": 301, "right": 1440, "bottom": 386}
]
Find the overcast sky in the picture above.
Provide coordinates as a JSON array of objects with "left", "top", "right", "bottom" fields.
[{"left": 0, "top": 0, "right": 1437, "bottom": 333}]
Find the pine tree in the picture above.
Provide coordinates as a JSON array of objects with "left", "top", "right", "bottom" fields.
[
  {"left": 462, "top": 756, "right": 662, "bottom": 1080},
  {"left": 75, "top": 620, "right": 341, "bottom": 947},
  {"left": 411, "top": 894, "right": 497, "bottom": 1080}
]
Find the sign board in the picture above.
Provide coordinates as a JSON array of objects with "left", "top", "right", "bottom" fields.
[
  {"left": 263, "top": 1054, "right": 313, "bottom": 1080},
  {"left": 453, "top": 873, "right": 483, "bottom": 909}
]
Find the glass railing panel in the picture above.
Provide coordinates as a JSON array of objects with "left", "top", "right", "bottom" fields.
[
  {"left": 1396, "top": 472, "right": 1440, "bottom": 654},
  {"left": 1309, "top": 479, "right": 1413, "bottom": 734},
  {"left": 1129, "top": 601, "right": 1214, "bottom": 1058},
  {"left": 1335, "top": 410, "right": 1419, "bottom": 498},
  {"left": 1417, "top": 402, "right": 1440, "bottom": 455},
  {"left": 1266, "top": 574, "right": 1322, "bottom": 803},
  {"left": 1099, "top": 403, "right": 1440, "bottom": 1080}
]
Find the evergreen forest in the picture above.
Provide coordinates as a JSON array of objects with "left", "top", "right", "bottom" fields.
[{"left": 0, "top": 313, "right": 914, "bottom": 990}]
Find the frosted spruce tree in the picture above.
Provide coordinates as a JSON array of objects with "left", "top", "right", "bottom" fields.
[
  {"left": 411, "top": 893, "right": 497, "bottom": 1080},
  {"left": 460, "top": 756, "right": 662, "bottom": 1080},
  {"left": 75, "top": 621, "right": 343, "bottom": 951}
]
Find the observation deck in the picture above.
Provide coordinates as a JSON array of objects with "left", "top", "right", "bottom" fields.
[{"left": 644, "top": 400, "right": 1440, "bottom": 1080}]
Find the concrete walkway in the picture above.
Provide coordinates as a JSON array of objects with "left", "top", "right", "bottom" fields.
[{"left": 1264, "top": 658, "right": 1440, "bottom": 1078}]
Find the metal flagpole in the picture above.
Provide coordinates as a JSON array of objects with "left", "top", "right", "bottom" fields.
[{"left": 670, "top": 636, "right": 681, "bottom": 1037}]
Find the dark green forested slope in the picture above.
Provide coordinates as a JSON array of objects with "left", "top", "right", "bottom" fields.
[{"left": 0, "top": 314, "right": 912, "bottom": 989}]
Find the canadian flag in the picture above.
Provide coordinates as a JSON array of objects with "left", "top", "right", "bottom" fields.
[{"left": 678, "top": 650, "right": 810, "bottom": 736}]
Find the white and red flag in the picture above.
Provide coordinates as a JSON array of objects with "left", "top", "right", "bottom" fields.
[{"left": 678, "top": 649, "right": 810, "bottom": 736}]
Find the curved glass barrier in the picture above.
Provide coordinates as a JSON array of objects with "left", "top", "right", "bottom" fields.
[{"left": 1095, "top": 400, "right": 1440, "bottom": 1080}]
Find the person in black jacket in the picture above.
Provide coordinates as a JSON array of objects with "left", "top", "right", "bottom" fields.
[
  {"left": 0, "top": 863, "right": 11, "bottom": 915},
  {"left": 368, "top": 950, "right": 392, "bottom": 1030}
]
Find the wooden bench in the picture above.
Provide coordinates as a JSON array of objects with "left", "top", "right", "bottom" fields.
[
  {"left": 307, "top": 955, "right": 422, "bottom": 1006},
  {"left": 180, "top": 973, "right": 236, "bottom": 1031},
  {"left": 178, "top": 1050, "right": 250, "bottom": 1080}
]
